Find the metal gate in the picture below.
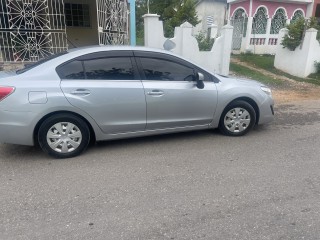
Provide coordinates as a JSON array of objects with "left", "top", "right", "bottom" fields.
[
  {"left": 96, "top": 0, "right": 129, "bottom": 45},
  {"left": 231, "top": 9, "right": 247, "bottom": 50},
  {"left": 0, "top": 0, "right": 67, "bottom": 62}
]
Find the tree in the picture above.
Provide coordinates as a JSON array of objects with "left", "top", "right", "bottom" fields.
[
  {"left": 136, "top": 0, "right": 200, "bottom": 44},
  {"left": 282, "top": 17, "right": 320, "bottom": 51}
]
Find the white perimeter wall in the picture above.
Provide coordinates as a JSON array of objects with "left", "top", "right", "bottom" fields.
[
  {"left": 274, "top": 28, "right": 320, "bottom": 78},
  {"left": 143, "top": 14, "right": 233, "bottom": 76}
]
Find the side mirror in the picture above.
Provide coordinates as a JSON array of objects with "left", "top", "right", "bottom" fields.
[{"left": 196, "top": 72, "right": 205, "bottom": 89}]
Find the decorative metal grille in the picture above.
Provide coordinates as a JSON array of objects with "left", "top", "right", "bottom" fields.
[
  {"left": 291, "top": 10, "right": 304, "bottom": 23},
  {"left": 0, "top": 0, "right": 67, "bottom": 62},
  {"left": 231, "top": 9, "right": 247, "bottom": 50},
  {"left": 252, "top": 7, "right": 267, "bottom": 34},
  {"left": 96, "top": 0, "right": 129, "bottom": 45},
  {"left": 270, "top": 9, "right": 286, "bottom": 34}
]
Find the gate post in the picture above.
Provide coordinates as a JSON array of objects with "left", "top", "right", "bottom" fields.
[{"left": 220, "top": 24, "right": 233, "bottom": 75}]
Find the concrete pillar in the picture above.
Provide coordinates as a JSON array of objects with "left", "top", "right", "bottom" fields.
[
  {"left": 266, "top": 18, "right": 272, "bottom": 35},
  {"left": 244, "top": 17, "right": 253, "bottom": 52},
  {"left": 266, "top": 18, "right": 272, "bottom": 45},
  {"left": 306, "top": 2, "right": 314, "bottom": 18},
  {"left": 208, "top": 24, "right": 218, "bottom": 39},
  {"left": 220, "top": 24, "right": 233, "bottom": 75},
  {"left": 173, "top": 22, "right": 199, "bottom": 61},
  {"left": 143, "top": 14, "right": 166, "bottom": 48},
  {"left": 303, "top": 28, "right": 318, "bottom": 76}
]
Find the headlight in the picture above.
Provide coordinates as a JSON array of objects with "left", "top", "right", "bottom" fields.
[{"left": 261, "top": 86, "right": 272, "bottom": 96}]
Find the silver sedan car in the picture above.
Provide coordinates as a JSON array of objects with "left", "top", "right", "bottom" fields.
[{"left": 0, "top": 46, "right": 274, "bottom": 158}]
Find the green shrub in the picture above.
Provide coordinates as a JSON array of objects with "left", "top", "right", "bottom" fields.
[
  {"left": 314, "top": 61, "right": 320, "bottom": 73},
  {"left": 195, "top": 31, "right": 214, "bottom": 51},
  {"left": 282, "top": 17, "right": 320, "bottom": 51}
]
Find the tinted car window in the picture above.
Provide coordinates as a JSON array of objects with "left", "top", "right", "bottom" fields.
[
  {"left": 57, "top": 60, "right": 85, "bottom": 79},
  {"left": 140, "top": 58, "right": 195, "bottom": 81},
  {"left": 84, "top": 57, "right": 134, "bottom": 80}
]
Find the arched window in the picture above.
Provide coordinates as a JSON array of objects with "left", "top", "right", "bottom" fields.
[
  {"left": 291, "top": 10, "right": 304, "bottom": 23},
  {"left": 270, "top": 9, "right": 287, "bottom": 34},
  {"left": 232, "top": 8, "right": 246, "bottom": 20},
  {"left": 252, "top": 7, "right": 268, "bottom": 34}
]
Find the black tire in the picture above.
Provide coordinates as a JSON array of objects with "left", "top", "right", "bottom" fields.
[
  {"left": 219, "top": 100, "right": 256, "bottom": 136},
  {"left": 38, "top": 113, "right": 90, "bottom": 159}
]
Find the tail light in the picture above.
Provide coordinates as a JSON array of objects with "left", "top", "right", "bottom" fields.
[{"left": 0, "top": 86, "right": 15, "bottom": 101}]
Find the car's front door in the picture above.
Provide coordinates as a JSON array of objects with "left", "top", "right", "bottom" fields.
[
  {"left": 58, "top": 51, "right": 146, "bottom": 134},
  {"left": 134, "top": 51, "right": 218, "bottom": 130}
]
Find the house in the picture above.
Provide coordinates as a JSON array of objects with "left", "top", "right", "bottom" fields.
[
  {"left": 228, "top": 0, "right": 315, "bottom": 54},
  {"left": 314, "top": 0, "right": 320, "bottom": 21},
  {"left": 0, "top": 0, "right": 129, "bottom": 63},
  {"left": 194, "top": 0, "right": 228, "bottom": 35}
]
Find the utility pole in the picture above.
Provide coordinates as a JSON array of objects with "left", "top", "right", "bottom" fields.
[{"left": 129, "top": 0, "right": 136, "bottom": 46}]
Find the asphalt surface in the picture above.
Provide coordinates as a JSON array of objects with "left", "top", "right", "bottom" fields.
[{"left": 1, "top": 100, "right": 320, "bottom": 240}]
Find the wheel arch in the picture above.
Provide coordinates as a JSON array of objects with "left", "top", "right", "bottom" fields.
[
  {"left": 226, "top": 97, "right": 260, "bottom": 124},
  {"left": 33, "top": 111, "right": 96, "bottom": 146}
]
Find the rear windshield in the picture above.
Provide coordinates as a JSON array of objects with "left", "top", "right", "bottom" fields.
[{"left": 16, "top": 51, "right": 68, "bottom": 74}]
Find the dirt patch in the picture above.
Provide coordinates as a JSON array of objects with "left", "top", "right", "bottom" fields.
[{"left": 230, "top": 58, "right": 320, "bottom": 104}]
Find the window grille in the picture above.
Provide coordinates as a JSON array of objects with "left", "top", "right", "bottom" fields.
[
  {"left": 96, "top": 0, "right": 129, "bottom": 45},
  {"left": 252, "top": 7, "right": 267, "bottom": 34},
  {"left": 291, "top": 10, "right": 304, "bottom": 23},
  {"left": 65, "top": 3, "right": 90, "bottom": 27},
  {"left": 206, "top": 16, "right": 214, "bottom": 26},
  {"left": 270, "top": 9, "right": 286, "bottom": 34},
  {"left": 0, "top": 0, "right": 67, "bottom": 62}
]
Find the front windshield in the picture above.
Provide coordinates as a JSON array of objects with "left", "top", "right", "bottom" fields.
[{"left": 16, "top": 51, "right": 68, "bottom": 74}]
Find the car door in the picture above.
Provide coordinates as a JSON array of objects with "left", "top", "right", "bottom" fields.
[
  {"left": 58, "top": 51, "right": 146, "bottom": 134},
  {"left": 134, "top": 51, "right": 218, "bottom": 130}
]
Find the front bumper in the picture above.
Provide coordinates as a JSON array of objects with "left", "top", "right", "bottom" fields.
[{"left": 258, "top": 96, "right": 275, "bottom": 125}]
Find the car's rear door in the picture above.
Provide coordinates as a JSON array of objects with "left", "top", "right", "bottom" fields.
[
  {"left": 134, "top": 51, "right": 218, "bottom": 130},
  {"left": 58, "top": 51, "right": 146, "bottom": 134}
]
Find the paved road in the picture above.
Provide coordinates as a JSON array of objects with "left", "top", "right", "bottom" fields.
[{"left": 1, "top": 100, "right": 320, "bottom": 240}]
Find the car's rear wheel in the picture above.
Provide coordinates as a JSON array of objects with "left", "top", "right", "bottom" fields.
[
  {"left": 219, "top": 100, "right": 256, "bottom": 136},
  {"left": 38, "top": 114, "right": 90, "bottom": 158}
]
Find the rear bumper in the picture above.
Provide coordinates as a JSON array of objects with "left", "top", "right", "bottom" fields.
[{"left": 0, "top": 110, "right": 35, "bottom": 146}]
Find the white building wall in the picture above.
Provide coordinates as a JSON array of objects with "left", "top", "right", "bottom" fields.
[
  {"left": 274, "top": 28, "right": 320, "bottom": 78},
  {"left": 194, "top": 0, "right": 227, "bottom": 34}
]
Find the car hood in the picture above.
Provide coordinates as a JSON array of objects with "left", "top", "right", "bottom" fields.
[{"left": 217, "top": 75, "right": 263, "bottom": 87}]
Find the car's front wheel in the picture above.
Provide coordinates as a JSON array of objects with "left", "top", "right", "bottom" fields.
[
  {"left": 219, "top": 100, "right": 256, "bottom": 136},
  {"left": 38, "top": 114, "right": 90, "bottom": 158}
]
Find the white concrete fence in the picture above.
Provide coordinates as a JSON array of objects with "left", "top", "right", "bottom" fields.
[
  {"left": 143, "top": 14, "right": 233, "bottom": 76},
  {"left": 274, "top": 28, "right": 320, "bottom": 78}
]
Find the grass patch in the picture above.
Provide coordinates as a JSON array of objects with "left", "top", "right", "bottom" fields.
[
  {"left": 233, "top": 53, "right": 320, "bottom": 86},
  {"left": 233, "top": 54, "right": 274, "bottom": 71},
  {"left": 230, "top": 62, "right": 283, "bottom": 86},
  {"left": 308, "top": 72, "right": 320, "bottom": 80}
]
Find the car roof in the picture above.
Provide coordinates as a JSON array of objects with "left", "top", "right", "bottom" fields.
[
  {"left": 21, "top": 45, "right": 215, "bottom": 77},
  {"left": 67, "top": 45, "right": 179, "bottom": 57}
]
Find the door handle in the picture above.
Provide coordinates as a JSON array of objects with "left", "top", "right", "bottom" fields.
[
  {"left": 70, "top": 89, "right": 91, "bottom": 96},
  {"left": 147, "top": 90, "right": 164, "bottom": 96}
]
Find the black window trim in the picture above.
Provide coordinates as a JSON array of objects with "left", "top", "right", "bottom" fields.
[
  {"left": 135, "top": 56, "right": 196, "bottom": 82},
  {"left": 56, "top": 50, "right": 141, "bottom": 81},
  {"left": 133, "top": 50, "right": 219, "bottom": 83}
]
